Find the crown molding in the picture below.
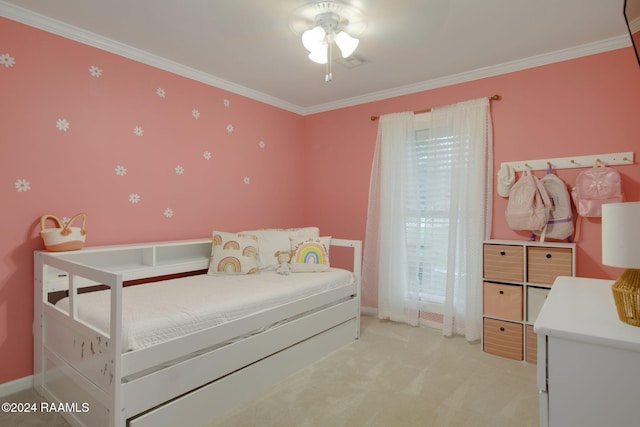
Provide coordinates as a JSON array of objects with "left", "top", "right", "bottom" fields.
[
  {"left": 1, "top": 1, "right": 631, "bottom": 117},
  {"left": 300, "top": 35, "right": 632, "bottom": 115}
]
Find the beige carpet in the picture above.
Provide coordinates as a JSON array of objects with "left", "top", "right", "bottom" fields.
[
  {"left": 2, "top": 315, "right": 538, "bottom": 427},
  {"left": 207, "top": 315, "right": 538, "bottom": 427}
]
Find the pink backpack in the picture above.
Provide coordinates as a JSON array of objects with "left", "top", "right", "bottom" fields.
[
  {"left": 571, "top": 166, "right": 623, "bottom": 217},
  {"left": 505, "top": 170, "right": 552, "bottom": 232}
]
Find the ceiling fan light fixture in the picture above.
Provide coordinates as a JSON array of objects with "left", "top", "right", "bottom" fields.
[
  {"left": 290, "top": 1, "right": 366, "bottom": 82},
  {"left": 302, "top": 25, "right": 325, "bottom": 52},
  {"left": 334, "top": 30, "right": 358, "bottom": 58},
  {"left": 308, "top": 44, "right": 328, "bottom": 64}
]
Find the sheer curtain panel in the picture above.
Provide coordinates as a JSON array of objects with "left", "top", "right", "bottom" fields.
[
  {"left": 363, "top": 112, "right": 420, "bottom": 326},
  {"left": 363, "top": 98, "right": 492, "bottom": 341}
]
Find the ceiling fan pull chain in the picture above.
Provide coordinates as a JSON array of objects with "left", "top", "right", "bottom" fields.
[{"left": 325, "top": 41, "right": 333, "bottom": 82}]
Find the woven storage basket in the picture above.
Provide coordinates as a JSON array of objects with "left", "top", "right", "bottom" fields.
[{"left": 40, "top": 213, "right": 87, "bottom": 252}]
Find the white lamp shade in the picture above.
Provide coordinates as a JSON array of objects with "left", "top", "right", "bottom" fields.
[
  {"left": 334, "top": 31, "right": 359, "bottom": 58},
  {"left": 602, "top": 202, "right": 640, "bottom": 268},
  {"left": 308, "top": 44, "right": 328, "bottom": 64},
  {"left": 302, "top": 26, "right": 325, "bottom": 52}
]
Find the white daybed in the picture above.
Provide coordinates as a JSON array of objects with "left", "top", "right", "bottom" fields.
[{"left": 33, "top": 237, "right": 361, "bottom": 427}]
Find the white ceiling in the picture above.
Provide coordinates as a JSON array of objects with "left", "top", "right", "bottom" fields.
[{"left": 0, "top": 0, "right": 632, "bottom": 114}]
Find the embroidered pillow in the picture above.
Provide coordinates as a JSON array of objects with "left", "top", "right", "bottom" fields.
[
  {"left": 289, "top": 236, "right": 331, "bottom": 273},
  {"left": 207, "top": 231, "right": 259, "bottom": 275}
]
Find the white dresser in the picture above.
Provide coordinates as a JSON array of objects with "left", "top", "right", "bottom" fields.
[{"left": 534, "top": 276, "right": 640, "bottom": 427}]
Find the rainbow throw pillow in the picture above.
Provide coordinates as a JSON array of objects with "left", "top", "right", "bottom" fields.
[
  {"left": 289, "top": 236, "right": 331, "bottom": 273},
  {"left": 207, "top": 231, "right": 259, "bottom": 275}
]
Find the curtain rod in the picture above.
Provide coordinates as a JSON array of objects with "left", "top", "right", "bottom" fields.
[{"left": 369, "top": 94, "right": 501, "bottom": 122}]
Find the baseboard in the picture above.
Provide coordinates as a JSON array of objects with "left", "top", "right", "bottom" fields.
[
  {"left": 0, "top": 375, "right": 33, "bottom": 397},
  {"left": 360, "top": 306, "right": 378, "bottom": 316}
]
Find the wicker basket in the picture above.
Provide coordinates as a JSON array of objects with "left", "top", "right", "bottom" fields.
[
  {"left": 40, "top": 213, "right": 87, "bottom": 252},
  {"left": 611, "top": 269, "right": 640, "bottom": 327}
]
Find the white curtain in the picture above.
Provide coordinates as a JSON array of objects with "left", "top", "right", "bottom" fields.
[
  {"left": 363, "top": 98, "right": 492, "bottom": 341},
  {"left": 363, "top": 112, "right": 420, "bottom": 326}
]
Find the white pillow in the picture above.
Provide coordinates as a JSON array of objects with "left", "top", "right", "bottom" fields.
[
  {"left": 207, "top": 231, "right": 259, "bottom": 275},
  {"left": 242, "top": 227, "right": 319, "bottom": 269},
  {"left": 289, "top": 236, "right": 331, "bottom": 273}
]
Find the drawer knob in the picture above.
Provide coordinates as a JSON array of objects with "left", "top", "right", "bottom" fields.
[
  {"left": 499, "top": 290, "right": 504, "bottom": 295},
  {"left": 546, "top": 253, "right": 552, "bottom": 259},
  {"left": 500, "top": 250, "right": 506, "bottom": 256},
  {"left": 499, "top": 327, "right": 505, "bottom": 331}
]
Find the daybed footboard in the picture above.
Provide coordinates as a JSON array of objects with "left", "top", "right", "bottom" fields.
[{"left": 34, "top": 238, "right": 362, "bottom": 427}]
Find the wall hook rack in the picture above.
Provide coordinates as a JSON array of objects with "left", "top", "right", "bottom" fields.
[{"left": 500, "top": 152, "right": 634, "bottom": 172}]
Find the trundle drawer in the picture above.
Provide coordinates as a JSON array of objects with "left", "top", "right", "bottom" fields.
[
  {"left": 483, "top": 282, "right": 523, "bottom": 321},
  {"left": 525, "top": 325, "right": 537, "bottom": 364},
  {"left": 483, "top": 244, "right": 524, "bottom": 282},
  {"left": 483, "top": 318, "right": 523, "bottom": 361},
  {"left": 527, "top": 247, "right": 573, "bottom": 285}
]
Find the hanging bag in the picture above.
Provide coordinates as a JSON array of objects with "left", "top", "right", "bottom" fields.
[
  {"left": 533, "top": 165, "right": 574, "bottom": 241},
  {"left": 40, "top": 213, "right": 87, "bottom": 252},
  {"left": 571, "top": 163, "right": 623, "bottom": 218},
  {"left": 505, "top": 170, "right": 552, "bottom": 232}
]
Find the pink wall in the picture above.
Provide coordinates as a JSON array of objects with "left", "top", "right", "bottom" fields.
[
  {"left": 303, "top": 49, "right": 640, "bottom": 310},
  {"left": 0, "top": 18, "right": 305, "bottom": 384},
  {"left": 2, "top": 15, "right": 640, "bottom": 386}
]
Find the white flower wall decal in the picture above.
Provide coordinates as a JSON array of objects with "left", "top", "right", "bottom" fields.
[
  {"left": 243, "top": 176, "right": 250, "bottom": 184},
  {"left": 89, "top": 65, "right": 102, "bottom": 77},
  {"left": 156, "top": 88, "right": 166, "bottom": 98},
  {"left": 258, "top": 140, "right": 265, "bottom": 149},
  {"left": 203, "top": 151, "right": 212, "bottom": 160},
  {"left": 129, "top": 193, "right": 141, "bottom": 204},
  {"left": 192, "top": 109, "right": 200, "bottom": 119},
  {"left": 175, "top": 165, "right": 184, "bottom": 175},
  {"left": 15, "top": 178, "right": 30, "bottom": 192},
  {"left": 56, "top": 119, "right": 70, "bottom": 132},
  {"left": 164, "top": 208, "right": 174, "bottom": 218},
  {"left": 133, "top": 126, "right": 143, "bottom": 137},
  {"left": 223, "top": 99, "right": 230, "bottom": 108},
  {"left": 115, "top": 165, "right": 127, "bottom": 176},
  {"left": 226, "top": 124, "right": 234, "bottom": 134},
  {"left": 1, "top": 53, "right": 16, "bottom": 68}
]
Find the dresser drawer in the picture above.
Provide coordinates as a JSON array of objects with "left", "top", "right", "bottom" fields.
[
  {"left": 525, "top": 325, "right": 537, "bottom": 364},
  {"left": 483, "top": 282, "right": 523, "bottom": 321},
  {"left": 483, "top": 244, "right": 524, "bottom": 282},
  {"left": 527, "top": 286, "right": 550, "bottom": 323},
  {"left": 527, "top": 247, "right": 573, "bottom": 285},
  {"left": 483, "top": 318, "right": 523, "bottom": 361}
]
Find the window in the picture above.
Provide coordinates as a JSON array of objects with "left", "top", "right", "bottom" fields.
[{"left": 406, "top": 114, "right": 458, "bottom": 310}]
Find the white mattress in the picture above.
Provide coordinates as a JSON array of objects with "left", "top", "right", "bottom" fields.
[{"left": 56, "top": 269, "right": 354, "bottom": 352}]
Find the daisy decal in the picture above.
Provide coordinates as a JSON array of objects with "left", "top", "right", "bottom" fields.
[
  {"left": 115, "top": 165, "right": 127, "bottom": 176},
  {"left": 15, "top": 178, "right": 30, "bottom": 192},
  {"left": 164, "top": 208, "right": 174, "bottom": 218},
  {"left": 243, "top": 176, "right": 250, "bottom": 185},
  {"left": 129, "top": 193, "right": 141, "bottom": 204},
  {"left": 203, "top": 151, "right": 212, "bottom": 160},
  {"left": 226, "top": 124, "right": 234, "bottom": 134},
  {"left": 133, "top": 126, "right": 143, "bottom": 137},
  {"left": 223, "top": 99, "right": 230, "bottom": 108},
  {"left": 175, "top": 165, "right": 185, "bottom": 175},
  {"left": 258, "top": 140, "right": 265, "bottom": 149},
  {"left": 192, "top": 109, "right": 200, "bottom": 119},
  {"left": 1, "top": 53, "right": 16, "bottom": 68},
  {"left": 156, "top": 88, "right": 166, "bottom": 98},
  {"left": 56, "top": 119, "right": 70, "bottom": 132},
  {"left": 89, "top": 65, "right": 102, "bottom": 77}
]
